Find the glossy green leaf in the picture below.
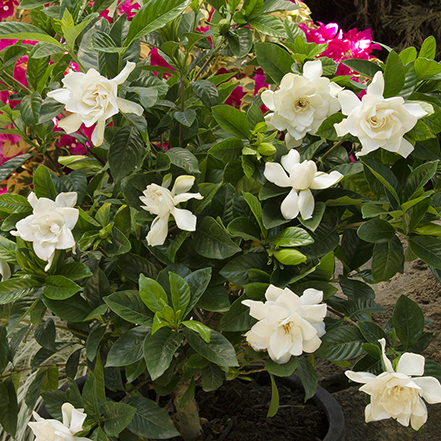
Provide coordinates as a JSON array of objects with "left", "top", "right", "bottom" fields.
[
  {"left": 0, "top": 22, "right": 64, "bottom": 47},
  {"left": 55, "top": 262, "right": 93, "bottom": 281},
  {"left": 106, "top": 327, "right": 150, "bottom": 367},
  {"left": 42, "top": 275, "right": 82, "bottom": 300},
  {"left": 393, "top": 295, "right": 424, "bottom": 350},
  {"left": 297, "top": 357, "right": 317, "bottom": 401},
  {"left": 357, "top": 219, "right": 395, "bottom": 243},
  {"left": 341, "top": 58, "right": 382, "bottom": 78},
  {"left": 317, "top": 327, "right": 365, "bottom": 361},
  {"left": 270, "top": 227, "right": 314, "bottom": 247},
  {"left": 409, "top": 235, "right": 441, "bottom": 269},
  {"left": 143, "top": 327, "right": 184, "bottom": 380},
  {"left": 265, "top": 356, "right": 298, "bottom": 377},
  {"left": 104, "top": 290, "right": 153, "bottom": 326},
  {"left": 139, "top": 274, "right": 168, "bottom": 314},
  {"left": 255, "top": 41, "right": 294, "bottom": 84},
  {"left": 0, "top": 193, "right": 31, "bottom": 214},
  {"left": 42, "top": 294, "right": 92, "bottom": 322},
  {"left": 383, "top": 51, "right": 405, "bottom": 98},
  {"left": 371, "top": 235, "right": 404, "bottom": 282},
  {"left": 103, "top": 402, "right": 136, "bottom": 437},
  {"left": 212, "top": 105, "right": 250, "bottom": 139},
  {"left": 0, "top": 278, "right": 42, "bottom": 305}
]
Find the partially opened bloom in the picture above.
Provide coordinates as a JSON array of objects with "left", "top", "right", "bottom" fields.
[
  {"left": 264, "top": 149, "right": 343, "bottom": 220},
  {"left": 242, "top": 285, "right": 327, "bottom": 364},
  {"left": 28, "top": 402, "right": 91, "bottom": 441},
  {"left": 335, "top": 71, "right": 427, "bottom": 157},
  {"left": 11, "top": 192, "right": 79, "bottom": 271},
  {"left": 47, "top": 62, "right": 143, "bottom": 146},
  {"left": 346, "top": 339, "right": 441, "bottom": 430},
  {"left": 140, "top": 176, "right": 203, "bottom": 246},
  {"left": 261, "top": 60, "right": 342, "bottom": 148}
]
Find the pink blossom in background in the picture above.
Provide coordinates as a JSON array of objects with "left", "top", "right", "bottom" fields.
[
  {"left": 149, "top": 48, "right": 176, "bottom": 78},
  {"left": 99, "top": 0, "right": 141, "bottom": 22},
  {"left": 57, "top": 134, "right": 87, "bottom": 155},
  {"left": 0, "top": 0, "right": 18, "bottom": 20}
]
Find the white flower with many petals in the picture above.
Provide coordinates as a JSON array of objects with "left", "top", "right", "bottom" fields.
[
  {"left": 28, "top": 402, "right": 91, "bottom": 441},
  {"left": 261, "top": 60, "right": 342, "bottom": 148},
  {"left": 140, "top": 176, "right": 203, "bottom": 246},
  {"left": 334, "top": 71, "right": 427, "bottom": 157},
  {"left": 346, "top": 338, "right": 441, "bottom": 430},
  {"left": 242, "top": 285, "right": 327, "bottom": 364},
  {"left": 264, "top": 149, "right": 343, "bottom": 220},
  {"left": 47, "top": 62, "right": 143, "bottom": 146},
  {"left": 11, "top": 192, "right": 79, "bottom": 271}
]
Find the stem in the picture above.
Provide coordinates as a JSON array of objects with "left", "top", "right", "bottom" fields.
[
  {"left": 173, "top": 378, "right": 203, "bottom": 441},
  {"left": 0, "top": 69, "right": 32, "bottom": 94},
  {"left": 193, "top": 41, "right": 225, "bottom": 81},
  {"left": 328, "top": 307, "right": 358, "bottom": 326},
  {"left": 320, "top": 140, "right": 345, "bottom": 162}
]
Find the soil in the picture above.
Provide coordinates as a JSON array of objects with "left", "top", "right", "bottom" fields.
[{"left": 316, "top": 259, "right": 441, "bottom": 441}]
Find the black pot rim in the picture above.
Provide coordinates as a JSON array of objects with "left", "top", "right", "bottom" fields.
[{"left": 280, "top": 374, "right": 345, "bottom": 441}]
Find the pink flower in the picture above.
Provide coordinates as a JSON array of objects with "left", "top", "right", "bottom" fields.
[
  {"left": 57, "top": 134, "right": 87, "bottom": 155},
  {"left": 0, "top": 0, "right": 18, "bottom": 20},
  {"left": 150, "top": 48, "right": 176, "bottom": 79}
]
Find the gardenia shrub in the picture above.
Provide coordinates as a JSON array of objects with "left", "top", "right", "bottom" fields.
[{"left": 0, "top": 0, "right": 441, "bottom": 440}]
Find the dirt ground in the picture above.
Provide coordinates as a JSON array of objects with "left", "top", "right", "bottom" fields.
[{"left": 316, "top": 260, "right": 441, "bottom": 440}]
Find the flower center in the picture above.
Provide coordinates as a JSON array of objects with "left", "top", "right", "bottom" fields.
[
  {"left": 294, "top": 98, "right": 309, "bottom": 111},
  {"left": 282, "top": 323, "right": 292, "bottom": 335}
]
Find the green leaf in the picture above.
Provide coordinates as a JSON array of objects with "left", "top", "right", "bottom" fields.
[
  {"left": 0, "top": 278, "right": 42, "bottom": 305},
  {"left": 212, "top": 105, "right": 250, "bottom": 139},
  {"left": 201, "top": 363, "right": 224, "bottom": 392},
  {"left": 127, "top": 396, "right": 180, "bottom": 439},
  {"left": 265, "top": 356, "right": 298, "bottom": 377},
  {"left": 255, "top": 41, "right": 294, "bottom": 84},
  {"left": 139, "top": 274, "right": 168, "bottom": 314},
  {"left": 409, "top": 235, "right": 441, "bottom": 269},
  {"left": 316, "top": 112, "right": 345, "bottom": 141},
  {"left": 182, "top": 320, "right": 211, "bottom": 343},
  {"left": 105, "top": 227, "right": 132, "bottom": 256},
  {"left": 341, "top": 58, "right": 382, "bottom": 78},
  {"left": 274, "top": 249, "right": 307, "bottom": 265},
  {"left": 404, "top": 160, "right": 438, "bottom": 201},
  {"left": 174, "top": 109, "right": 196, "bottom": 127},
  {"left": 402, "top": 198, "right": 431, "bottom": 234},
  {"left": 59, "top": 170, "right": 88, "bottom": 205},
  {"left": 301, "top": 221, "right": 339, "bottom": 260},
  {"left": 317, "top": 327, "right": 365, "bottom": 361},
  {"left": 19, "top": 0, "right": 50, "bottom": 8},
  {"left": 86, "top": 326, "right": 106, "bottom": 362},
  {"left": 143, "top": 327, "right": 184, "bottom": 380},
  {"left": 419, "top": 36, "right": 436, "bottom": 59},
  {"left": 228, "top": 216, "right": 261, "bottom": 241},
  {"left": 104, "top": 290, "right": 153, "bottom": 326},
  {"left": 209, "top": 138, "right": 243, "bottom": 163},
  {"left": 109, "top": 126, "right": 145, "bottom": 182},
  {"left": 371, "top": 235, "right": 404, "bottom": 282},
  {"left": 183, "top": 267, "right": 212, "bottom": 317},
  {"left": 360, "top": 157, "right": 400, "bottom": 205},
  {"left": 0, "top": 154, "right": 33, "bottom": 183},
  {"left": 103, "top": 402, "right": 136, "bottom": 437},
  {"left": 218, "top": 295, "right": 257, "bottom": 332},
  {"left": 92, "top": 31, "right": 123, "bottom": 53},
  {"left": 0, "top": 378, "right": 18, "bottom": 436},
  {"left": 192, "top": 80, "right": 218, "bottom": 109},
  {"left": 183, "top": 328, "right": 239, "bottom": 367},
  {"left": 250, "top": 15, "right": 286, "bottom": 38},
  {"left": 357, "top": 219, "right": 395, "bottom": 243},
  {"left": 166, "top": 148, "right": 200, "bottom": 174},
  {"left": 267, "top": 374, "right": 279, "bottom": 417},
  {"left": 220, "top": 252, "right": 268, "bottom": 286},
  {"left": 43, "top": 275, "right": 81, "bottom": 300},
  {"left": 169, "top": 272, "right": 190, "bottom": 315},
  {"left": 55, "top": 262, "right": 93, "bottom": 281},
  {"left": 414, "top": 58, "right": 441, "bottom": 81},
  {"left": 192, "top": 216, "right": 241, "bottom": 259},
  {"left": 0, "top": 22, "right": 64, "bottom": 48},
  {"left": 82, "top": 373, "right": 100, "bottom": 421},
  {"left": 33, "top": 165, "right": 57, "bottom": 200},
  {"left": 106, "top": 327, "right": 150, "bottom": 367},
  {"left": 0, "top": 193, "right": 31, "bottom": 214},
  {"left": 358, "top": 321, "right": 386, "bottom": 344},
  {"left": 21, "top": 92, "right": 42, "bottom": 126},
  {"left": 393, "top": 295, "right": 424, "bottom": 350},
  {"left": 42, "top": 294, "right": 92, "bottom": 322},
  {"left": 125, "top": 0, "right": 192, "bottom": 46},
  {"left": 243, "top": 192, "right": 267, "bottom": 238},
  {"left": 227, "top": 28, "right": 253, "bottom": 58},
  {"left": 269, "top": 227, "right": 314, "bottom": 247},
  {"left": 297, "top": 357, "right": 317, "bottom": 401},
  {"left": 383, "top": 51, "right": 405, "bottom": 98}
]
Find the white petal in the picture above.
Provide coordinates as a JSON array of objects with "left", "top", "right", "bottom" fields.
[
  {"left": 171, "top": 207, "right": 197, "bottom": 231},
  {"left": 298, "top": 188, "right": 314, "bottom": 220},
  {"left": 310, "top": 171, "right": 343, "bottom": 190},
  {"left": 117, "top": 97, "right": 144, "bottom": 116},
  {"left": 397, "top": 137, "right": 414, "bottom": 158},
  {"left": 147, "top": 215, "right": 169, "bottom": 246},
  {"left": 367, "top": 71, "right": 385, "bottom": 97},
  {"left": 261, "top": 90, "right": 275, "bottom": 110},
  {"left": 60, "top": 207, "right": 79, "bottom": 230},
  {"left": 174, "top": 192, "right": 203, "bottom": 204},
  {"left": 28, "top": 421, "right": 56, "bottom": 439},
  {"left": 264, "top": 162, "right": 291, "bottom": 187},
  {"left": 113, "top": 61, "right": 136, "bottom": 85},
  {"left": 379, "top": 338, "right": 394, "bottom": 373},
  {"left": 57, "top": 113, "right": 82, "bottom": 134},
  {"left": 265, "top": 285, "right": 285, "bottom": 302},
  {"left": 334, "top": 120, "right": 349, "bottom": 137},
  {"left": 300, "top": 288, "right": 323, "bottom": 306},
  {"left": 46, "top": 88, "right": 71, "bottom": 105},
  {"left": 281, "top": 149, "right": 301, "bottom": 172},
  {"left": 55, "top": 192, "right": 77, "bottom": 208},
  {"left": 413, "top": 376, "right": 441, "bottom": 404},
  {"left": 338, "top": 90, "right": 361, "bottom": 115},
  {"left": 410, "top": 406, "right": 427, "bottom": 431},
  {"left": 396, "top": 353, "right": 425, "bottom": 377},
  {"left": 55, "top": 226, "right": 75, "bottom": 250},
  {"left": 242, "top": 300, "right": 268, "bottom": 321},
  {"left": 280, "top": 189, "right": 299, "bottom": 220},
  {"left": 91, "top": 119, "right": 106, "bottom": 146},
  {"left": 172, "top": 175, "right": 195, "bottom": 195},
  {"left": 404, "top": 102, "right": 427, "bottom": 119},
  {"left": 345, "top": 370, "right": 377, "bottom": 384},
  {"left": 65, "top": 405, "right": 86, "bottom": 434},
  {"left": 303, "top": 59, "right": 323, "bottom": 80},
  {"left": 28, "top": 192, "right": 38, "bottom": 209}
]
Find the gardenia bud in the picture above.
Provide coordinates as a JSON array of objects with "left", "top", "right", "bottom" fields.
[
  {"left": 218, "top": 19, "right": 231, "bottom": 34},
  {"left": 257, "top": 142, "right": 277, "bottom": 156}
]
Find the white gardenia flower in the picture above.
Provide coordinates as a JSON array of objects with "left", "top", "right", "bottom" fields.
[
  {"left": 242, "top": 285, "right": 327, "bottom": 364},
  {"left": 11, "top": 192, "right": 79, "bottom": 271},
  {"left": 261, "top": 59, "right": 342, "bottom": 148},
  {"left": 334, "top": 71, "right": 427, "bottom": 157},
  {"left": 345, "top": 338, "right": 441, "bottom": 430},
  {"left": 264, "top": 149, "right": 343, "bottom": 220},
  {"left": 139, "top": 175, "right": 203, "bottom": 246},
  {"left": 28, "top": 402, "right": 91, "bottom": 441},
  {"left": 47, "top": 62, "right": 143, "bottom": 146}
]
